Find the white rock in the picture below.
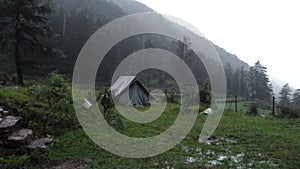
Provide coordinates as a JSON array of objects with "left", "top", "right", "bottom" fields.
[
  {"left": 208, "top": 160, "right": 221, "bottom": 166},
  {"left": 237, "top": 152, "right": 245, "bottom": 158},
  {"left": 201, "top": 108, "right": 213, "bottom": 115},
  {"left": 186, "top": 157, "right": 196, "bottom": 163},
  {"left": 218, "top": 155, "right": 228, "bottom": 161},
  {"left": 0, "top": 116, "right": 21, "bottom": 129},
  {"left": 83, "top": 98, "right": 92, "bottom": 110}
]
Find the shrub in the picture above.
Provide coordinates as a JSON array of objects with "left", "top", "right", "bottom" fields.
[
  {"left": 247, "top": 102, "right": 259, "bottom": 116},
  {"left": 167, "top": 93, "right": 178, "bottom": 104},
  {"left": 277, "top": 105, "right": 299, "bottom": 118},
  {"left": 27, "top": 72, "right": 79, "bottom": 135},
  {"left": 0, "top": 73, "right": 17, "bottom": 86},
  {"left": 199, "top": 80, "right": 211, "bottom": 106}
]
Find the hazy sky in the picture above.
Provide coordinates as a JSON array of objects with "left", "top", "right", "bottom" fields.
[{"left": 136, "top": 0, "right": 300, "bottom": 89}]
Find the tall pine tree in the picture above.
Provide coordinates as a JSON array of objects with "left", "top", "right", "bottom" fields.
[
  {"left": 292, "top": 89, "right": 300, "bottom": 108},
  {"left": 0, "top": 0, "right": 53, "bottom": 85},
  {"left": 248, "top": 61, "right": 273, "bottom": 103},
  {"left": 279, "top": 83, "right": 292, "bottom": 107}
]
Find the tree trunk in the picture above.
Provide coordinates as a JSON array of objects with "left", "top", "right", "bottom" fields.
[
  {"left": 15, "top": 35, "right": 23, "bottom": 86},
  {"left": 15, "top": 12, "right": 24, "bottom": 86}
]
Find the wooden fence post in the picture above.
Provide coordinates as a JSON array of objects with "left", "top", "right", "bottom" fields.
[
  {"left": 235, "top": 95, "right": 238, "bottom": 112},
  {"left": 273, "top": 96, "right": 275, "bottom": 115}
]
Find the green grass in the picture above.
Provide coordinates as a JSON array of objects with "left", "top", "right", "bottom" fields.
[
  {"left": 30, "top": 104, "right": 300, "bottom": 169},
  {"left": 1, "top": 88, "right": 299, "bottom": 168},
  {"left": 225, "top": 98, "right": 273, "bottom": 115}
]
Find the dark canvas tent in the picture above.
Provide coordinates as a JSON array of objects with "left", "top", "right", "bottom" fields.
[{"left": 111, "top": 76, "right": 150, "bottom": 106}]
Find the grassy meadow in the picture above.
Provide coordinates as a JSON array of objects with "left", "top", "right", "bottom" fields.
[
  {"left": 40, "top": 104, "right": 300, "bottom": 168},
  {"left": 0, "top": 87, "right": 299, "bottom": 169}
]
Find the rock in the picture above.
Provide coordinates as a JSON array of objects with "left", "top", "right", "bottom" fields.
[
  {"left": 0, "top": 116, "right": 21, "bottom": 128},
  {"left": 201, "top": 108, "right": 213, "bottom": 115},
  {"left": 44, "top": 160, "right": 90, "bottom": 169},
  {"left": 0, "top": 116, "right": 21, "bottom": 135},
  {"left": 198, "top": 135, "right": 221, "bottom": 145},
  {"left": 27, "top": 138, "right": 53, "bottom": 150},
  {"left": 0, "top": 107, "right": 3, "bottom": 117},
  {"left": 5, "top": 129, "right": 33, "bottom": 148},
  {"left": 8, "top": 129, "right": 33, "bottom": 142},
  {"left": 83, "top": 98, "right": 92, "bottom": 110}
]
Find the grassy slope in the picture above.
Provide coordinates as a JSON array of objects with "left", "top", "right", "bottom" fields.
[{"left": 41, "top": 104, "right": 299, "bottom": 169}]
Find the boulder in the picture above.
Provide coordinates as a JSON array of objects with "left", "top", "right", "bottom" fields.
[
  {"left": 27, "top": 138, "right": 53, "bottom": 150},
  {"left": 8, "top": 129, "right": 33, "bottom": 142},
  {"left": 0, "top": 116, "right": 21, "bottom": 135},
  {"left": 200, "top": 108, "right": 213, "bottom": 115},
  {"left": 5, "top": 129, "right": 33, "bottom": 148}
]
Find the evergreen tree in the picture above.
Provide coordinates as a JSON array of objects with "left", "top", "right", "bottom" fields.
[
  {"left": 279, "top": 83, "right": 292, "bottom": 107},
  {"left": 232, "top": 66, "right": 249, "bottom": 97},
  {"left": 248, "top": 61, "right": 272, "bottom": 102},
  {"left": 224, "top": 63, "right": 234, "bottom": 95},
  {"left": 0, "top": 0, "right": 53, "bottom": 86},
  {"left": 239, "top": 66, "right": 249, "bottom": 97},
  {"left": 232, "top": 67, "right": 241, "bottom": 96},
  {"left": 292, "top": 89, "right": 300, "bottom": 108}
]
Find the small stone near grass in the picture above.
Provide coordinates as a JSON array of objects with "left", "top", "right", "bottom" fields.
[
  {"left": 27, "top": 138, "right": 53, "bottom": 150},
  {"left": 0, "top": 116, "right": 21, "bottom": 128},
  {"left": 4, "top": 128, "right": 33, "bottom": 148},
  {"left": 0, "top": 116, "right": 21, "bottom": 134},
  {"left": 8, "top": 129, "right": 33, "bottom": 142},
  {"left": 200, "top": 108, "right": 213, "bottom": 115},
  {"left": 186, "top": 157, "right": 196, "bottom": 164}
]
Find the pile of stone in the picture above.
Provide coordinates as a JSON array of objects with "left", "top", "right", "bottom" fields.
[{"left": 0, "top": 106, "right": 53, "bottom": 150}]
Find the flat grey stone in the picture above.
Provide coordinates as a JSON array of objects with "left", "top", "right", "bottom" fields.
[
  {"left": 8, "top": 129, "right": 33, "bottom": 142},
  {"left": 27, "top": 138, "right": 53, "bottom": 149},
  {"left": 0, "top": 116, "right": 21, "bottom": 129}
]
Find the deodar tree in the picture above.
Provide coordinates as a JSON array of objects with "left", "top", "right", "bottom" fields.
[
  {"left": 292, "top": 89, "right": 300, "bottom": 109},
  {"left": 247, "top": 61, "right": 273, "bottom": 103},
  {"left": 0, "top": 0, "right": 53, "bottom": 86},
  {"left": 279, "top": 83, "right": 292, "bottom": 107}
]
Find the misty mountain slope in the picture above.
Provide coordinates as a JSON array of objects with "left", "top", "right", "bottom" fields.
[
  {"left": 111, "top": 0, "right": 154, "bottom": 14},
  {"left": 51, "top": 0, "right": 126, "bottom": 23},
  {"left": 4, "top": 0, "right": 245, "bottom": 81},
  {"left": 109, "top": 0, "right": 249, "bottom": 70},
  {"left": 49, "top": 0, "right": 249, "bottom": 71},
  {"left": 214, "top": 45, "right": 249, "bottom": 69}
]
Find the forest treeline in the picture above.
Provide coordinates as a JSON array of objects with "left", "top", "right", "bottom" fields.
[{"left": 0, "top": 0, "right": 299, "bottom": 117}]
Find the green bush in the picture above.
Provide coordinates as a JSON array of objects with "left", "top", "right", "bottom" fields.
[
  {"left": 0, "top": 72, "right": 78, "bottom": 136},
  {"left": 247, "top": 102, "right": 259, "bottom": 116},
  {"left": 166, "top": 93, "right": 178, "bottom": 104},
  {"left": 278, "top": 105, "right": 299, "bottom": 118},
  {"left": 199, "top": 80, "right": 211, "bottom": 106},
  {"left": 0, "top": 73, "right": 17, "bottom": 86},
  {"left": 28, "top": 72, "right": 79, "bottom": 134}
]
